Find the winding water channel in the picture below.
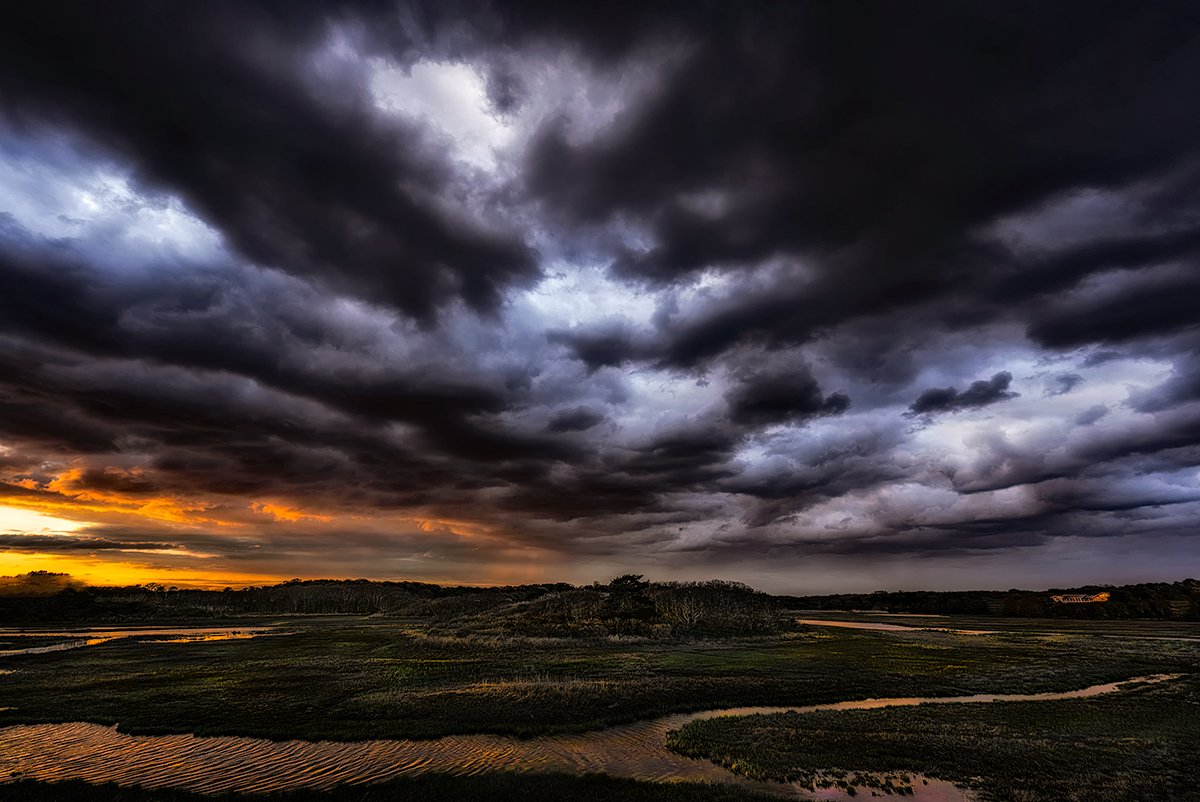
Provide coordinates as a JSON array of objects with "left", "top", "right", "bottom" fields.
[{"left": 0, "top": 674, "right": 1176, "bottom": 800}]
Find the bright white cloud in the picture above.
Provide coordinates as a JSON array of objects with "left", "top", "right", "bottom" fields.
[
  {"left": 369, "top": 59, "right": 516, "bottom": 171},
  {"left": 0, "top": 505, "right": 88, "bottom": 534},
  {"left": 0, "top": 127, "right": 225, "bottom": 266}
]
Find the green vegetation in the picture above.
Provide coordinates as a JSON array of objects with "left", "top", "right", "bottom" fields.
[
  {"left": 1, "top": 612, "right": 1196, "bottom": 742},
  {"left": 2, "top": 577, "right": 1198, "bottom": 801},
  {"left": 446, "top": 576, "right": 780, "bottom": 638},
  {"left": 667, "top": 673, "right": 1200, "bottom": 801},
  {"left": 0, "top": 773, "right": 776, "bottom": 802}
]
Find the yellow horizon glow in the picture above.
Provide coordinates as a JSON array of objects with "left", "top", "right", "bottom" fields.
[
  {"left": 0, "top": 481, "right": 531, "bottom": 589},
  {"left": 0, "top": 552, "right": 284, "bottom": 589},
  {"left": 0, "top": 551, "right": 551, "bottom": 590},
  {"left": 0, "top": 505, "right": 90, "bottom": 534}
]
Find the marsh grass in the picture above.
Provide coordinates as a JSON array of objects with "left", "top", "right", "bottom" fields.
[
  {"left": 667, "top": 673, "right": 1200, "bottom": 801},
  {"left": 1, "top": 773, "right": 777, "bottom": 802},
  {"left": 1, "top": 618, "right": 1198, "bottom": 802},
  {"left": 0, "top": 617, "right": 1196, "bottom": 743}
]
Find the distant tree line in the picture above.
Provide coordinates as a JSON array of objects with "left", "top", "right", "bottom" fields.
[
  {"left": 0, "top": 576, "right": 568, "bottom": 623},
  {"left": 781, "top": 579, "right": 1200, "bottom": 620},
  {"left": 0, "top": 573, "right": 782, "bottom": 635},
  {"left": 3, "top": 572, "right": 1197, "bottom": 625}
]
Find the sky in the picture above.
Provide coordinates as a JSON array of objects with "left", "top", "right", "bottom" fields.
[{"left": 1, "top": 1, "right": 1199, "bottom": 593}]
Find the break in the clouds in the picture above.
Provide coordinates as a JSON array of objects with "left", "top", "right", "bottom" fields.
[{"left": 0, "top": 1, "right": 1199, "bottom": 592}]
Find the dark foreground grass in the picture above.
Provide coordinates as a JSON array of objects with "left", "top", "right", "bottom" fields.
[
  {"left": 1, "top": 619, "right": 1197, "bottom": 741},
  {"left": 0, "top": 773, "right": 776, "bottom": 802},
  {"left": 667, "top": 672, "right": 1200, "bottom": 802}
]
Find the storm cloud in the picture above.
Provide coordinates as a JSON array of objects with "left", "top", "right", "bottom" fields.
[
  {"left": 0, "top": 1, "right": 1198, "bottom": 591},
  {"left": 909, "top": 372, "right": 1018, "bottom": 415}
]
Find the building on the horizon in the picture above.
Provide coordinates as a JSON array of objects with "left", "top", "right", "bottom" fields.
[{"left": 1051, "top": 592, "right": 1110, "bottom": 604}]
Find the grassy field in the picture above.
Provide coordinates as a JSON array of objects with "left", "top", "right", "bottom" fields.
[{"left": 0, "top": 616, "right": 1197, "bottom": 742}]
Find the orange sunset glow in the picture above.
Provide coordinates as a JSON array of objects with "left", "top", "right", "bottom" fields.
[{"left": 0, "top": 465, "right": 549, "bottom": 589}]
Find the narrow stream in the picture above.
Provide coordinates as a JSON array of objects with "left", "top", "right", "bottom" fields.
[{"left": 0, "top": 674, "right": 1175, "bottom": 800}]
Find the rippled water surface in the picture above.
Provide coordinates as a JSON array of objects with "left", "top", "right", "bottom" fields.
[{"left": 0, "top": 674, "right": 1174, "bottom": 799}]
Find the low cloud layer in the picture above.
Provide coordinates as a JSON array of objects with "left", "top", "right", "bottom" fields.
[{"left": 0, "top": 1, "right": 1198, "bottom": 591}]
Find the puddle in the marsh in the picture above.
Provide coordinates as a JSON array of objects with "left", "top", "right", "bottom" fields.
[
  {"left": 0, "top": 674, "right": 1175, "bottom": 799},
  {"left": 0, "top": 627, "right": 277, "bottom": 656}
]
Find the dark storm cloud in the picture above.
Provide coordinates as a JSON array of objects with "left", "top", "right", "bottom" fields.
[
  {"left": 722, "top": 428, "right": 907, "bottom": 529},
  {"left": 0, "top": 1, "right": 536, "bottom": 325},
  {"left": 522, "top": 1, "right": 1200, "bottom": 369},
  {"left": 0, "top": 535, "right": 177, "bottom": 552},
  {"left": 1028, "top": 271, "right": 1200, "bottom": 349},
  {"left": 724, "top": 368, "right": 849, "bottom": 427},
  {"left": 1130, "top": 339, "right": 1200, "bottom": 413},
  {"left": 1074, "top": 407, "right": 1200, "bottom": 467},
  {"left": 1, "top": 0, "right": 1200, "bottom": 579},
  {"left": 0, "top": 216, "right": 576, "bottom": 490},
  {"left": 546, "top": 406, "right": 606, "bottom": 433},
  {"left": 908, "top": 372, "right": 1017, "bottom": 416},
  {"left": 546, "top": 328, "right": 649, "bottom": 372}
]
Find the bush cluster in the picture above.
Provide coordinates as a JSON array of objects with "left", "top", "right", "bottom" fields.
[{"left": 443, "top": 576, "right": 782, "bottom": 639}]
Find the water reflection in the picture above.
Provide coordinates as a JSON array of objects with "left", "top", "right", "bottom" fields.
[
  {"left": 795, "top": 619, "right": 996, "bottom": 635},
  {"left": 802, "top": 776, "right": 972, "bottom": 801},
  {"left": 0, "top": 639, "right": 107, "bottom": 656},
  {"left": 0, "top": 627, "right": 276, "bottom": 656},
  {"left": 0, "top": 674, "right": 1174, "bottom": 799},
  {"left": 138, "top": 633, "right": 260, "bottom": 644}
]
